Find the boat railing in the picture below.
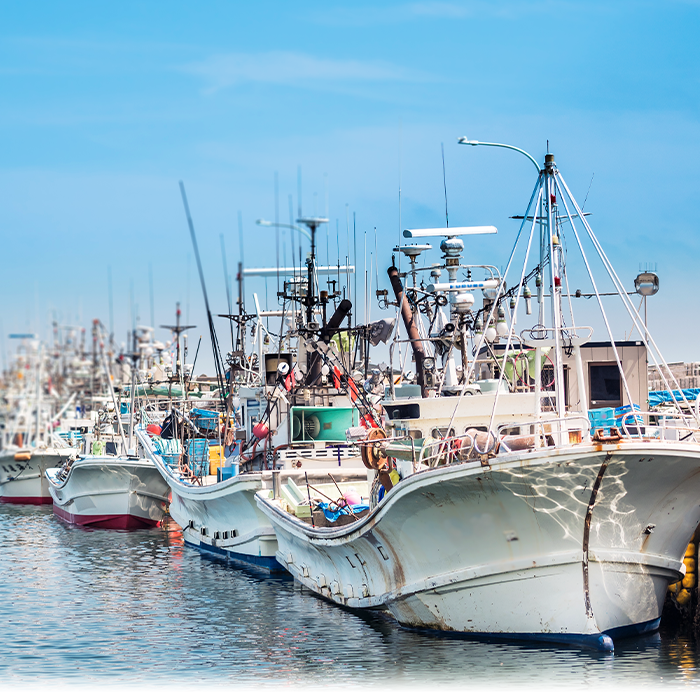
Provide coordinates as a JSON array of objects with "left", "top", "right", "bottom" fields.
[
  {"left": 416, "top": 432, "right": 477, "bottom": 470},
  {"left": 619, "top": 411, "right": 700, "bottom": 443},
  {"left": 496, "top": 415, "right": 591, "bottom": 449},
  {"left": 413, "top": 414, "right": 592, "bottom": 471}
]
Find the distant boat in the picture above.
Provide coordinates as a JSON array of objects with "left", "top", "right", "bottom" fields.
[{"left": 0, "top": 444, "right": 76, "bottom": 504}]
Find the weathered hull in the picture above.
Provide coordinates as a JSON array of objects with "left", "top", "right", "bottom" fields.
[
  {"left": 256, "top": 441, "right": 700, "bottom": 651},
  {"left": 168, "top": 470, "right": 284, "bottom": 571},
  {"left": 138, "top": 425, "right": 369, "bottom": 571},
  {"left": 46, "top": 456, "right": 170, "bottom": 529},
  {"left": 0, "top": 447, "right": 75, "bottom": 504}
]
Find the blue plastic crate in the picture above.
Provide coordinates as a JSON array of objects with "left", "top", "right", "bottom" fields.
[
  {"left": 614, "top": 404, "right": 643, "bottom": 425},
  {"left": 217, "top": 466, "right": 234, "bottom": 482},
  {"left": 186, "top": 438, "right": 210, "bottom": 476},
  {"left": 191, "top": 408, "right": 219, "bottom": 432}
]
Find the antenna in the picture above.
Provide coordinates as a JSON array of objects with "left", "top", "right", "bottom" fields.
[
  {"left": 148, "top": 262, "right": 155, "bottom": 328},
  {"left": 441, "top": 142, "right": 449, "bottom": 228},
  {"left": 274, "top": 171, "right": 280, "bottom": 295},
  {"left": 297, "top": 165, "right": 302, "bottom": 218},
  {"left": 237, "top": 211, "right": 245, "bottom": 310},
  {"left": 220, "top": 233, "right": 234, "bottom": 348},
  {"left": 582, "top": 172, "right": 595, "bottom": 210},
  {"left": 107, "top": 266, "right": 114, "bottom": 338},
  {"left": 398, "top": 117, "right": 402, "bottom": 275},
  {"left": 289, "top": 194, "right": 297, "bottom": 281}
]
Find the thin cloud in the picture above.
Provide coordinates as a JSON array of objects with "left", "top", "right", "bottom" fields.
[
  {"left": 182, "top": 51, "right": 432, "bottom": 92},
  {"left": 314, "top": 1, "right": 590, "bottom": 26}
]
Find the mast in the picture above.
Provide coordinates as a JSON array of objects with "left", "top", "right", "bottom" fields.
[
  {"left": 544, "top": 154, "right": 566, "bottom": 420},
  {"left": 160, "top": 303, "right": 196, "bottom": 399}
]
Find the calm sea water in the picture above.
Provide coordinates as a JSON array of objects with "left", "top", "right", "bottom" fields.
[{"left": 1, "top": 503, "right": 699, "bottom": 688}]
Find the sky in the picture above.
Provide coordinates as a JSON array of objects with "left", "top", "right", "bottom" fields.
[{"left": 1, "top": 0, "right": 698, "bottom": 373}]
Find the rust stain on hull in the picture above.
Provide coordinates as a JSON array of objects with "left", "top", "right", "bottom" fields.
[{"left": 582, "top": 452, "right": 613, "bottom": 618}]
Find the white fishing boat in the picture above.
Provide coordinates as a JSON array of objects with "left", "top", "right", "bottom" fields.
[
  {"left": 139, "top": 424, "right": 368, "bottom": 569},
  {"left": 138, "top": 198, "right": 380, "bottom": 569},
  {"left": 46, "top": 454, "right": 170, "bottom": 528},
  {"left": 0, "top": 335, "right": 78, "bottom": 503},
  {"left": 0, "top": 444, "right": 76, "bottom": 504},
  {"left": 44, "top": 322, "right": 171, "bottom": 529},
  {"left": 255, "top": 145, "right": 700, "bottom": 651}
]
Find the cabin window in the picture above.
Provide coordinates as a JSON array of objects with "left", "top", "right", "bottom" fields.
[
  {"left": 431, "top": 426, "right": 456, "bottom": 439},
  {"left": 589, "top": 363, "right": 622, "bottom": 407},
  {"left": 388, "top": 404, "right": 421, "bottom": 420}
]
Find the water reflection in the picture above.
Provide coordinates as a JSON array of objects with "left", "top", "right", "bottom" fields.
[{"left": 0, "top": 503, "right": 698, "bottom": 686}]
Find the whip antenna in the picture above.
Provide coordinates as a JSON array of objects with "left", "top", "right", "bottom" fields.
[{"left": 442, "top": 142, "right": 449, "bottom": 228}]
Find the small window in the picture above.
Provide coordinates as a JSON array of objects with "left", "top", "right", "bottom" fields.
[
  {"left": 388, "top": 404, "right": 421, "bottom": 420},
  {"left": 589, "top": 363, "right": 621, "bottom": 406},
  {"left": 431, "top": 426, "right": 456, "bottom": 439}
]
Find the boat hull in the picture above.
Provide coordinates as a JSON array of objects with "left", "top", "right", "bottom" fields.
[
  {"left": 257, "top": 441, "right": 700, "bottom": 651},
  {"left": 168, "top": 471, "right": 285, "bottom": 571},
  {"left": 47, "top": 456, "right": 170, "bottom": 529},
  {"left": 138, "top": 425, "right": 369, "bottom": 571},
  {"left": 0, "top": 447, "right": 75, "bottom": 504}
]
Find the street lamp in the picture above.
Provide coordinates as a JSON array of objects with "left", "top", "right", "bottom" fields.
[
  {"left": 457, "top": 137, "right": 541, "bottom": 172},
  {"left": 255, "top": 218, "right": 312, "bottom": 242}
]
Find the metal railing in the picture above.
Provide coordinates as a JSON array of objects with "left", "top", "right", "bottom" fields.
[{"left": 619, "top": 411, "right": 700, "bottom": 443}]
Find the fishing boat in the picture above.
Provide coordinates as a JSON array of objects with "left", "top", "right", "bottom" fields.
[
  {"left": 0, "top": 444, "right": 76, "bottom": 504},
  {"left": 45, "top": 321, "right": 171, "bottom": 529},
  {"left": 255, "top": 145, "right": 700, "bottom": 651},
  {"left": 0, "top": 334, "right": 78, "bottom": 503},
  {"left": 137, "top": 196, "right": 382, "bottom": 569},
  {"left": 46, "top": 453, "right": 170, "bottom": 528}
]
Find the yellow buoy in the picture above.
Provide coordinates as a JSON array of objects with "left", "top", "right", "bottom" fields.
[
  {"left": 686, "top": 543, "right": 696, "bottom": 557},
  {"left": 682, "top": 572, "right": 696, "bottom": 589},
  {"left": 14, "top": 452, "right": 31, "bottom": 462},
  {"left": 668, "top": 581, "right": 681, "bottom": 595},
  {"left": 684, "top": 556, "right": 696, "bottom": 573},
  {"left": 677, "top": 588, "right": 692, "bottom": 606}
]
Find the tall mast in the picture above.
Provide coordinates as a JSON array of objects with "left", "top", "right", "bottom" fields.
[{"left": 544, "top": 154, "right": 566, "bottom": 419}]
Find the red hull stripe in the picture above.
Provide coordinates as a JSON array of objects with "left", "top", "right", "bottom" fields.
[
  {"left": 52, "top": 504, "right": 160, "bottom": 530},
  {"left": 0, "top": 496, "right": 53, "bottom": 505}
]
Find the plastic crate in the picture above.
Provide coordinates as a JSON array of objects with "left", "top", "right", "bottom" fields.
[
  {"left": 614, "top": 404, "right": 643, "bottom": 426},
  {"left": 187, "top": 438, "right": 210, "bottom": 477},
  {"left": 191, "top": 408, "right": 219, "bottom": 432},
  {"left": 217, "top": 466, "right": 234, "bottom": 482}
]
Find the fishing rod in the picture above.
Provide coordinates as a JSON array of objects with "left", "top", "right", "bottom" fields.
[{"left": 178, "top": 182, "right": 227, "bottom": 411}]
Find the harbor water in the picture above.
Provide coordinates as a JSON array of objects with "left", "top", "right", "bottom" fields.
[{"left": 1, "top": 502, "right": 699, "bottom": 688}]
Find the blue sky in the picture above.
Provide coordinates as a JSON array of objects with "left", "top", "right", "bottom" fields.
[{"left": 1, "top": 1, "right": 699, "bottom": 371}]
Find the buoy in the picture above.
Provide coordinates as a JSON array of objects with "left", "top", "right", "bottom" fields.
[
  {"left": 686, "top": 543, "right": 696, "bottom": 557},
  {"left": 253, "top": 423, "right": 269, "bottom": 440},
  {"left": 14, "top": 452, "right": 31, "bottom": 462},
  {"left": 669, "top": 581, "right": 681, "bottom": 595},
  {"left": 343, "top": 488, "right": 361, "bottom": 506},
  {"left": 684, "top": 556, "right": 696, "bottom": 573},
  {"left": 677, "top": 588, "right": 692, "bottom": 606},
  {"left": 146, "top": 424, "right": 162, "bottom": 436},
  {"left": 682, "top": 572, "right": 696, "bottom": 589}
]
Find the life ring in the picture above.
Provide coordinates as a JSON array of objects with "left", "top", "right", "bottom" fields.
[{"left": 361, "top": 427, "right": 388, "bottom": 470}]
